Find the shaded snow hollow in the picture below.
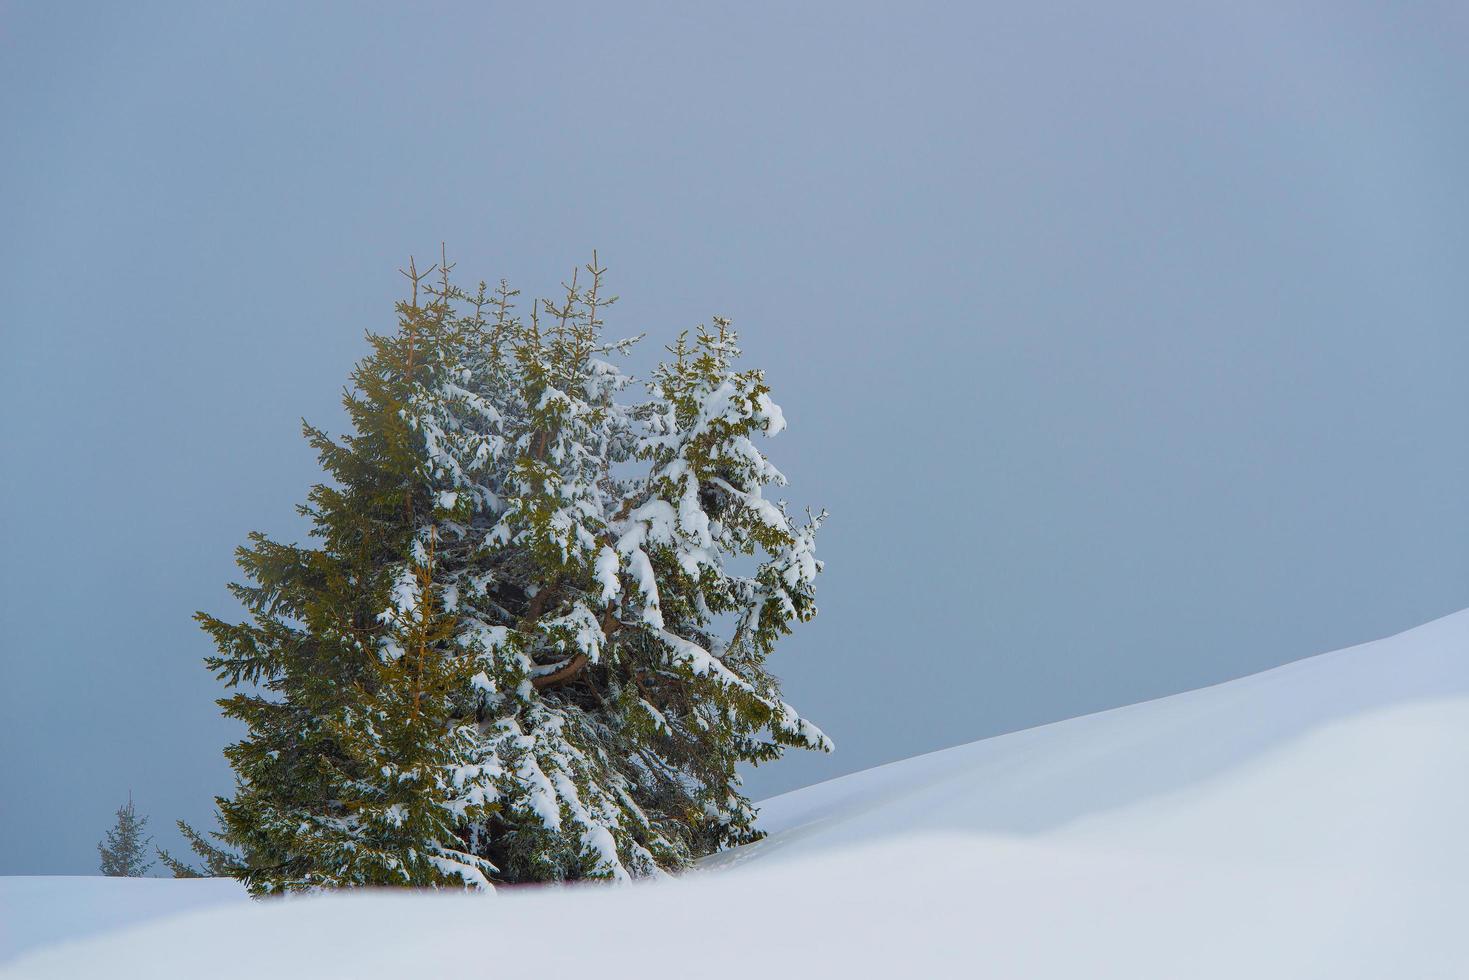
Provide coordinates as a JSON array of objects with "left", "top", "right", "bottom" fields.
[{"left": 7, "top": 609, "right": 1469, "bottom": 978}]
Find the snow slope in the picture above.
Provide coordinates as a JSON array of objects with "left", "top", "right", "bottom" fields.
[
  {"left": 7, "top": 610, "right": 1469, "bottom": 978},
  {"left": 718, "top": 606, "right": 1469, "bottom": 870}
]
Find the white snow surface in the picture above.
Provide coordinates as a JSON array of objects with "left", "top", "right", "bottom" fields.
[
  {"left": 7, "top": 609, "right": 1469, "bottom": 977},
  {"left": 0, "top": 876, "right": 245, "bottom": 965}
]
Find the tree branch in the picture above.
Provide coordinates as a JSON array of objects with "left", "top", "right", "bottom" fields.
[{"left": 530, "top": 653, "right": 588, "bottom": 690}]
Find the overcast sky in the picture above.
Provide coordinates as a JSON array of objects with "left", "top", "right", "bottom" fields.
[{"left": 3, "top": 1, "right": 1468, "bottom": 875}]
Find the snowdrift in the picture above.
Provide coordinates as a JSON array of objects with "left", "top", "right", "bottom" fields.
[{"left": 7, "top": 610, "right": 1469, "bottom": 978}]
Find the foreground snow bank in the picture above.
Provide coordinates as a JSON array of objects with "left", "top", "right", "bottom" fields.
[
  {"left": 0, "top": 876, "right": 244, "bottom": 963},
  {"left": 7, "top": 609, "right": 1469, "bottom": 978},
  {"left": 8, "top": 820, "right": 1465, "bottom": 980}
]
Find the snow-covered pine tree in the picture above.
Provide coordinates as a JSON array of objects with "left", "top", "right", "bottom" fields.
[
  {"left": 612, "top": 317, "right": 830, "bottom": 850},
  {"left": 447, "top": 263, "right": 669, "bottom": 881},
  {"left": 98, "top": 795, "right": 154, "bottom": 876},
  {"left": 199, "top": 258, "right": 498, "bottom": 893},
  {"left": 199, "top": 254, "right": 828, "bottom": 892},
  {"left": 435, "top": 258, "right": 831, "bottom": 879}
]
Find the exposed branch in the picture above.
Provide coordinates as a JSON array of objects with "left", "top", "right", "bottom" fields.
[
  {"left": 531, "top": 653, "right": 588, "bottom": 690},
  {"left": 600, "top": 606, "right": 623, "bottom": 637},
  {"left": 525, "top": 579, "right": 559, "bottom": 621}
]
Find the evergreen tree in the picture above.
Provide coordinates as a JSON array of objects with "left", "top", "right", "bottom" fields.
[
  {"left": 199, "top": 258, "right": 497, "bottom": 893},
  {"left": 98, "top": 795, "right": 154, "bottom": 877},
  {"left": 613, "top": 317, "right": 829, "bottom": 850},
  {"left": 200, "top": 254, "right": 828, "bottom": 893}
]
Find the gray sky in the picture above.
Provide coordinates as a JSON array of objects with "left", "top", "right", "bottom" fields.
[{"left": 3, "top": 1, "right": 1468, "bottom": 876}]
